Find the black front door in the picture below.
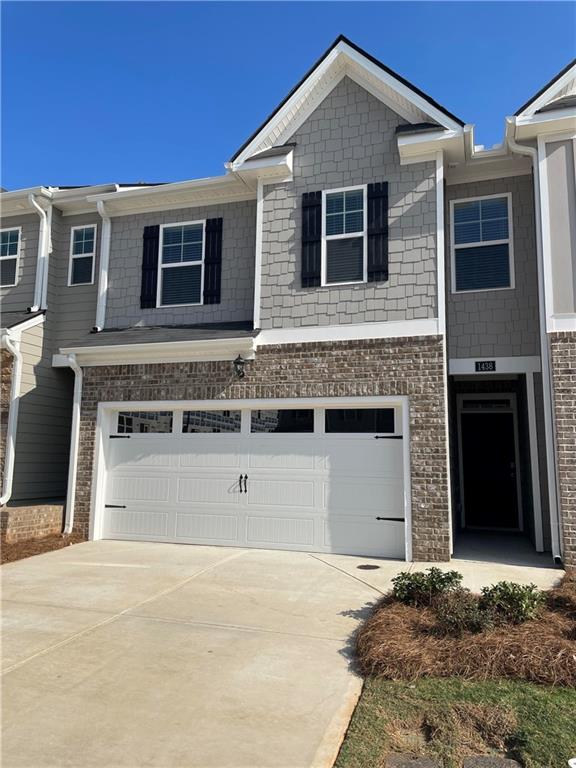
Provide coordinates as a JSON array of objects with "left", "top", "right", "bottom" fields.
[{"left": 460, "top": 412, "right": 519, "bottom": 528}]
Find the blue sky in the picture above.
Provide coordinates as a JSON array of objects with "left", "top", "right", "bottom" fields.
[{"left": 2, "top": 2, "right": 575, "bottom": 190}]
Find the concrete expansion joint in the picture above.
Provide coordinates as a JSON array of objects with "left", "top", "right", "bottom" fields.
[{"left": 1, "top": 548, "right": 251, "bottom": 677}]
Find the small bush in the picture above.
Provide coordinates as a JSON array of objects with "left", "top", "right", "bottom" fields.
[
  {"left": 435, "top": 588, "right": 494, "bottom": 636},
  {"left": 480, "top": 581, "right": 544, "bottom": 624},
  {"left": 391, "top": 567, "right": 463, "bottom": 607}
]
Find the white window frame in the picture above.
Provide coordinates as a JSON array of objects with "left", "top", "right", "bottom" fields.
[
  {"left": 157, "top": 220, "right": 206, "bottom": 308},
  {"left": 321, "top": 184, "right": 368, "bottom": 287},
  {"left": 68, "top": 224, "right": 97, "bottom": 287},
  {"left": 450, "top": 192, "right": 514, "bottom": 294},
  {"left": 0, "top": 227, "right": 22, "bottom": 288}
]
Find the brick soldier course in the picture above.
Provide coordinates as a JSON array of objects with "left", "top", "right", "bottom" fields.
[{"left": 75, "top": 336, "right": 451, "bottom": 561}]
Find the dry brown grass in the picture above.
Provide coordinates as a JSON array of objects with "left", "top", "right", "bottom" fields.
[{"left": 356, "top": 574, "right": 576, "bottom": 687}]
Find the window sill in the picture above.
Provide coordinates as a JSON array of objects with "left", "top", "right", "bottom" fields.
[{"left": 452, "top": 285, "right": 514, "bottom": 295}]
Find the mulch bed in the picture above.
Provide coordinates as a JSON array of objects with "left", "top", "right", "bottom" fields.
[
  {"left": 1, "top": 533, "right": 84, "bottom": 564},
  {"left": 356, "top": 572, "right": 576, "bottom": 687}
]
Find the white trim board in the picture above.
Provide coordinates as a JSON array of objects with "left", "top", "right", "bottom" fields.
[
  {"left": 1, "top": 312, "right": 45, "bottom": 340},
  {"left": 449, "top": 356, "right": 541, "bottom": 375},
  {"left": 256, "top": 319, "right": 440, "bottom": 347},
  {"left": 88, "top": 394, "right": 413, "bottom": 562},
  {"left": 548, "top": 314, "right": 576, "bottom": 332}
]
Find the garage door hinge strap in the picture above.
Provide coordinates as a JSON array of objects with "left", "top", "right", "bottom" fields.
[
  {"left": 110, "top": 435, "right": 131, "bottom": 439},
  {"left": 105, "top": 504, "right": 127, "bottom": 509},
  {"left": 375, "top": 517, "right": 404, "bottom": 522},
  {"left": 374, "top": 435, "right": 403, "bottom": 440}
]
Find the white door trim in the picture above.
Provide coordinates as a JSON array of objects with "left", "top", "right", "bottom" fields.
[
  {"left": 456, "top": 393, "right": 523, "bottom": 532},
  {"left": 90, "top": 395, "right": 413, "bottom": 560}
]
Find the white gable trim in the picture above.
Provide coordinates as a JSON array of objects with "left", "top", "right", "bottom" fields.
[
  {"left": 231, "top": 40, "right": 462, "bottom": 168},
  {"left": 518, "top": 63, "right": 576, "bottom": 117}
]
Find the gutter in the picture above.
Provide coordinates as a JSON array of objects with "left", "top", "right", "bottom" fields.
[
  {"left": 94, "top": 201, "right": 111, "bottom": 332},
  {"left": 27, "top": 194, "right": 51, "bottom": 312},
  {"left": 0, "top": 332, "right": 23, "bottom": 506},
  {"left": 506, "top": 122, "right": 563, "bottom": 563},
  {"left": 63, "top": 354, "right": 83, "bottom": 535}
]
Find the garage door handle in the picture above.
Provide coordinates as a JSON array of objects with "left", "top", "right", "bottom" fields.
[
  {"left": 239, "top": 474, "right": 244, "bottom": 493},
  {"left": 243, "top": 474, "right": 248, "bottom": 493}
]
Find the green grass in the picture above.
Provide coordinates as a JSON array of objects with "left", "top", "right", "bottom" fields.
[{"left": 336, "top": 678, "right": 576, "bottom": 768}]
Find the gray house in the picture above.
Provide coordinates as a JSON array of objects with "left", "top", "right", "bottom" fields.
[{"left": 1, "top": 37, "right": 574, "bottom": 566}]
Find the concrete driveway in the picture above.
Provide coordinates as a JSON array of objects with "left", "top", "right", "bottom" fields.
[
  {"left": 1, "top": 541, "right": 399, "bottom": 768},
  {"left": 1, "top": 541, "right": 563, "bottom": 768}
]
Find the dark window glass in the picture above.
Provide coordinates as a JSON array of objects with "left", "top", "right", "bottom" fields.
[
  {"left": 0, "top": 229, "right": 19, "bottom": 257},
  {"left": 117, "top": 411, "right": 173, "bottom": 434},
  {"left": 455, "top": 244, "right": 510, "bottom": 291},
  {"left": 251, "top": 409, "right": 314, "bottom": 433},
  {"left": 71, "top": 255, "right": 93, "bottom": 285},
  {"left": 325, "top": 408, "right": 395, "bottom": 433},
  {"left": 0, "top": 258, "right": 17, "bottom": 286},
  {"left": 161, "top": 264, "right": 202, "bottom": 305},
  {"left": 326, "top": 237, "right": 363, "bottom": 283},
  {"left": 182, "top": 410, "right": 241, "bottom": 433}
]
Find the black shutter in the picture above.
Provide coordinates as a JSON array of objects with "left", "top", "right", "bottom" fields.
[
  {"left": 140, "top": 225, "right": 160, "bottom": 308},
  {"left": 367, "top": 182, "right": 389, "bottom": 283},
  {"left": 203, "top": 217, "right": 223, "bottom": 304},
  {"left": 301, "top": 191, "right": 322, "bottom": 287}
]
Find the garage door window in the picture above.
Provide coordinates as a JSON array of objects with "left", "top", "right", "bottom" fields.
[
  {"left": 251, "top": 409, "right": 314, "bottom": 433},
  {"left": 325, "top": 408, "right": 395, "bottom": 433},
  {"left": 117, "top": 412, "right": 173, "bottom": 434},
  {"left": 182, "top": 410, "right": 241, "bottom": 433}
]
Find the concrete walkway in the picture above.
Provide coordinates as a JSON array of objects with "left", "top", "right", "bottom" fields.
[{"left": 1, "top": 542, "right": 563, "bottom": 768}]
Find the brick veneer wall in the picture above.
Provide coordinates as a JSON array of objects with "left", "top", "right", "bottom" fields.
[
  {"left": 1, "top": 502, "right": 64, "bottom": 542},
  {"left": 550, "top": 331, "right": 576, "bottom": 568},
  {"left": 75, "top": 336, "right": 450, "bottom": 561},
  {"left": 1, "top": 349, "right": 13, "bottom": 487}
]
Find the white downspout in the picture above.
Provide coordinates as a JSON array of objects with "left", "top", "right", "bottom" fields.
[
  {"left": 1, "top": 333, "right": 23, "bottom": 506},
  {"left": 507, "top": 128, "right": 562, "bottom": 562},
  {"left": 94, "top": 201, "right": 111, "bottom": 332},
  {"left": 40, "top": 204, "right": 53, "bottom": 310},
  {"left": 28, "top": 194, "right": 49, "bottom": 313},
  {"left": 63, "top": 354, "right": 83, "bottom": 534}
]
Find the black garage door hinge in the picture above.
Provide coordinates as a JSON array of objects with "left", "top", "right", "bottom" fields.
[
  {"left": 375, "top": 517, "right": 404, "bottom": 522},
  {"left": 374, "top": 435, "right": 403, "bottom": 440},
  {"left": 105, "top": 504, "right": 127, "bottom": 509},
  {"left": 110, "top": 435, "right": 131, "bottom": 439}
]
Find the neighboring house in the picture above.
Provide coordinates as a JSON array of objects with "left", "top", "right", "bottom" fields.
[{"left": 1, "top": 37, "right": 574, "bottom": 565}]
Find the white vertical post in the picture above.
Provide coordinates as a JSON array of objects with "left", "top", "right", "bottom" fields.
[{"left": 526, "top": 372, "right": 544, "bottom": 551}]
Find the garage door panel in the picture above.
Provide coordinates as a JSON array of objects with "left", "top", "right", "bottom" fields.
[
  {"left": 179, "top": 442, "right": 243, "bottom": 469},
  {"left": 106, "top": 509, "right": 169, "bottom": 538},
  {"left": 175, "top": 513, "right": 238, "bottom": 541},
  {"left": 246, "top": 516, "right": 315, "bottom": 547},
  {"left": 109, "top": 476, "right": 171, "bottom": 503},
  {"left": 248, "top": 480, "right": 316, "bottom": 509},
  {"left": 323, "top": 440, "right": 403, "bottom": 476},
  {"left": 177, "top": 477, "right": 241, "bottom": 505},
  {"left": 324, "top": 517, "right": 405, "bottom": 558},
  {"left": 109, "top": 443, "right": 175, "bottom": 470},
  {"left": 324, "top": 479, "right": 404, "bottom": 516},
  {"left": 247, "top": 450, "right": 317, "bottom": 471}
]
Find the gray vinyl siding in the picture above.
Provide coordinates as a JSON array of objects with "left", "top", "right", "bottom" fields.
[
  {"left": 0, "top": 214, "right": 39, "bottom": 313},
  {"left": 12, "top": 322, "right": 73, "bottom": 501},
  {"left": 545, "top": 139, "right": 576, "bottom": 315},
  {"left": 105, "top": 200, "right": 256, "bottom": 329},
  {"left": 259, "top": 76, "right": 437, "bottom": 330},
  {"left": 49, "top": 209, "right": 101, "bottom": 348},
  {"left": 446, "top": 175, "right": 540, "bottom": 359}
]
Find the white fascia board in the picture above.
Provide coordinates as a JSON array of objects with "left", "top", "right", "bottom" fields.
[
  {"left": 256, "top": 319, "right": 439, "bottom": 347},
  {"left": 518, "top": 65, "right": 576, "bottom": 117},
  {"left": 0, "top": 187, "right": 53, "bottom": 217},
  {"left": 58, "top": 336, "right": 257, "bottom": 367},
  {"left": 514, "top": 112, "right": 576, "bottom": 141},
  {"left": 1, "top": 313, "right": 45, "bottom": 342},
  {"left": 548, "top": 314, "right": 576, "bottom": 332},
  {"left": 87, "top": 175, "right": 242, "bottom": 204},
  {"left": 397, "top": 131, "right": 464, "bottom": 165},
  {"left": 449, "top": 356, "right": 541, "bottom": 375}
]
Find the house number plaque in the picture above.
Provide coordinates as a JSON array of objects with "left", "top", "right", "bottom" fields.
[{"left": 475, "top": 360, "right": 496, "bottom": 372}]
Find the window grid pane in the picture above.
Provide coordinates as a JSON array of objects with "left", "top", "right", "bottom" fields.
[
  {"left": 117, "top": 411, "right": 173, "bottom": 434},
  {"left": 0, "top": 230, "right": 19, "bottom": 257},
  {"left": 251, "top": 409, "right": 314, "bottom": 433},
  {"left": 326, "top": 190, "right": 364, "bottom": 237},
  {"left": 182, "top": 411, "right": 241, "bottom": 433},
  {"left": 72, "top": 227, "right": 95, "bottom": 256},
  {"left": 162, "top": 224, "right": 203, "bottom": 264},
  {"left": 453, "top": 197, "right": 508, "bottom": 245}
]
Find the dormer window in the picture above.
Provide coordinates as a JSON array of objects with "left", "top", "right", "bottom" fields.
[{"left": 321, "top": 186, "right": 367, "bottom": 285}]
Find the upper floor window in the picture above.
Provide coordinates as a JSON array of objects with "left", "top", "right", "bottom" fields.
[
  {"left": 322, "top": 186, "right": 367, "bottom": 285},
  {"left": 69, "top": 225, "right": 96, "bottom": 286},
  {"left": 0, "top": 228, "right": 20, "bottom": 287},
  {"left": 451, "top": 194, "right": 513, "bottom": 293},
  {"left": 159, "top": 221, "right": 204, "bottom": 306}
]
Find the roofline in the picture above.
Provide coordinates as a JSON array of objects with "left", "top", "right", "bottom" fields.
[
  {"left": 229, "top": 34, "right": 464, "bottom": 163},
  {"left": 86, "top": 174, "right": 247, "bottom": 203},
  {"left": 514, "top": 57, "right": 576, "bottom": 116}
]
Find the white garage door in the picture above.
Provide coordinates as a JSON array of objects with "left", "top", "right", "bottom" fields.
[{"left": 101, "top": 404, "right": 406, "bottom": 558}]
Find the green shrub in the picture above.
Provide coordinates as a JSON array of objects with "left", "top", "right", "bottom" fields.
[
  {"left": 391, "top": 567, "right": 463, "bottom": 607},
  {"left": 480, "top": 581, "right": 544, "bottom": 624},
  {"left": 435, "top": 588, "right": 494, "bottom": 636}
]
